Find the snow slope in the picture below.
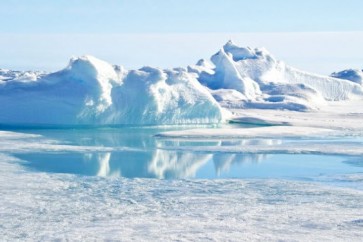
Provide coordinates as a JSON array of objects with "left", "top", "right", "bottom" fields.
[
  {"left": 189, "top": 41, "right": 363, "bottom": 111},
  {"left": 0, "top": 56, "right": 223, "bottom": 125}
]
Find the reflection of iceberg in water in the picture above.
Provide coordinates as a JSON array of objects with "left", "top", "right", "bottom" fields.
[
  {"left": 148, "top": 149, "right": 212, "bottom": 179},
  {"left": 17, "top": 128, "right": 284, "bottom": 179},
  {"left": 93, "top": 153, "right": 113, "bottom": 177},
  {"left": 213, "top": 154, "right": 265, "bottom": 176},
  {"left": 212, "top": 139, "right": 282, "bottom": 175}
]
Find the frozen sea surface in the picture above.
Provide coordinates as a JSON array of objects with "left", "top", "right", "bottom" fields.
[{"left": 1, "top": 126, "right": 363, "bottom": 241}]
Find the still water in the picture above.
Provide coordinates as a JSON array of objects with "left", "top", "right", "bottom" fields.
[{"left": 7, "top": 127, "right": 363, "bottom": 187}]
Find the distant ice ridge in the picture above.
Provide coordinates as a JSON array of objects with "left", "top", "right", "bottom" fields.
[
  {"left": 189, "top": 40, "right": 363, "bottom": 111},
  {"left": 0, "top": 69, "right": 46, "bottom": 81},
  {"left": 1, "top": 41, "right": 363, "bottom": 125},
  {"left": 0, "top": 56, "right": 223, "bottom": 125},
  {"left": 331, "top": 69, "right": 363, "bottom": 85}
]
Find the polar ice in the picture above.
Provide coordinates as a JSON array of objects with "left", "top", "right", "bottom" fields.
[
  {"left": 1, "top": 40, "right": 362, "bottom": 126},
  {"left": 2, "top": 40, "right": 363, "bottom": 241}
]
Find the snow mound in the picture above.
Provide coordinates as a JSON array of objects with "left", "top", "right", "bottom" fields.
[
  {"left": 189, "top": 40, "right": 363, "bottom": 110},
  {"left": 0, "top": 56, "right": 223, "bottom": 125},
  {"left": 331, "top": 69, "right": 363, "bottom": 85}
]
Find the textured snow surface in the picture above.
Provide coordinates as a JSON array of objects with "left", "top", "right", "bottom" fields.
[
  {"left": 228, "top": 100, "right": 363, "bottom": 133},
  {"left": 1, "top": 153, "right": 363, "bottom": 241}
]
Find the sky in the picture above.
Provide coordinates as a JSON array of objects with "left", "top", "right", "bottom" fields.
[{"left": 0, "top": 0, "right": 362, "bottom": 74}]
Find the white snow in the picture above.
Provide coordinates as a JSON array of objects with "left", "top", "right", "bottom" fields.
[
  {"left": 109, "top": 67, "right": 223, "bottom": 124},
  {"left": 156, "top": 126, "right": 363, "bottom": 156},
  {"left": 159, "top": 141, "right": 363, "bottom": 156},
  {"left": 156, "top": 126, "right": 334, "bottom": 139},
  {"left": 229, "top": 100, "right": 363, "bottom": 133},
  {"left": 0, "top": 131, "right": 139, "bottom": 153}
]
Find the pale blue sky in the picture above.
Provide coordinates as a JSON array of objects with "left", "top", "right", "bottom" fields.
[
  {"left": 1, "top": 0, "right": 363, "bottom": 33},
  {"left": 0, "top": 1, "right": 362, "bottom": 73}
]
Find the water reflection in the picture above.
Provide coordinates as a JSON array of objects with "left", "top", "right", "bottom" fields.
[
  {"left": 19, "top": 150, "right": 270, "bottom": 179},
  {"left": 343, "top": 157, "right": 363, "bottom": 168},
  {"left": 149, "top": 150, "right": 213, "bottom": 179},
  {"left": 14, "top": 128, "right": 363, "bottom": 179}
]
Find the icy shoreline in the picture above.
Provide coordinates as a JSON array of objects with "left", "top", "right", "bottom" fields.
[
  {"left": 1, "top": 152, "right": 363, "bottom": 241},
  {"left": 1, "top": 40, "right": 363, "bottom": 241}
]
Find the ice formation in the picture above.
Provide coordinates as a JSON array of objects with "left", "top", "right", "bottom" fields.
[
  {"left": 0, "top": 56, "right": 223, "bottom": 125},
  {"left": 331, "top": 69, "right": 363, "bottom": 85},
  {"left": 1, "top": 41, "right": 363, "bottom": 125},
  {"left": 0, "top": 69, "right": 46, "bottom": 81},
  {"left": 189, "top": 40, "right": 363, "bottom": 110}
]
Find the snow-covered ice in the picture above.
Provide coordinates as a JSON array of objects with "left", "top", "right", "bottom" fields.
[
  {"left": 0, "top": 56, "right": 223, "bottom": 125},
  {"left": 1, "top": 40, "right": 363, "bottom": 241},
  {"left": 189, "top": 40, "right": 363, "bottom": 111},
  {"left": 156, "top": 126, "right": 335, "bottom": 139},
  {"left": 1, "top": 41, "right": 363, "bottom": 125}
]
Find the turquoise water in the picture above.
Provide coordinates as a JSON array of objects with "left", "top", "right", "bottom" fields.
[{"left": 5, "top": 127, "right": 362, "bottom": 187}]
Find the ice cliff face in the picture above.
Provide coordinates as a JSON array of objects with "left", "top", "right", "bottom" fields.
[{"left": 1, "top": 41, "right": 363, "bottom": 125}]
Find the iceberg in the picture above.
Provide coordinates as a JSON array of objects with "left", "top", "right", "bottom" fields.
[
  {"left": 1, "top": 41, "right": 362, "bottom": 125},
  {"left": 0, "top": 56, "right": 223, "bottom": 125},
  {"left": 189, "top": 40, "right": 363, "bottom": 111}
]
